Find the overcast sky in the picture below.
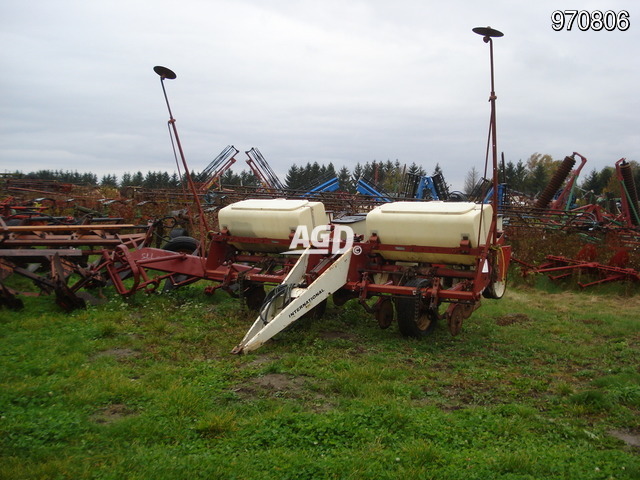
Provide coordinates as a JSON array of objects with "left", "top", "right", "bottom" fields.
[{"left": 1, "top": 0, "right": 638, "bottom": 190}]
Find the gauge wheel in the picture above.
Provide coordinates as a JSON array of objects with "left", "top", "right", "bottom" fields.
[
  {"left": 395, "top": 279, "right": 439, "bottom": 338},
  {"left": 375, "top": 297, "right": 394, "bottom": 329},
  {"left": 483, "top": 250, "right": 507, "bottom": 299}
]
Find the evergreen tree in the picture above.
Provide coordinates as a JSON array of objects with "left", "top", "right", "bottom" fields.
[
  {"left": 121, "top": 172, "right": 132, "bottom": 187},
  {"left": 362, "top": 161, "right": 375, "bottom": 182},
  {"left": 337, "top": 166, "right": 352, "bottom": 192},
  {"left": 101, "top": 174, "right": 118, "bottom": 187},
  {"left": 143, "top": 171, "right": 157, "bottom": 189},
  {"left": 352, "top": 163, "right": 363, "bottom": 184},
  {"left": 525, "top": 162, "right": 548, "bottom": 196},
  {"left": 170, "top": 172, "right": 180, "bottom": 188},
  {"left": 580, "top": 169, "right": 600, "bottom": 194},
  {"left": 81, "top": 172, "right": 98, "bottom": 185},
  {"left": 131, "top": 171, "right": 144, "bottom": 186},
  {"left": 240, "top": 170, "right": 259, "bottom": 187},
  {"left": 513, "top": 160, "right": 527, "bottom": 192},
  {"left": 299, "top": 162, "right": 312, "bottom": 188},
  {"left": 220, "top": 169, "right": 237, "bottom": 185},
  {"left": 382, "top": 160, "right": 403, "bottom": 193},
  {"left": 503, "top": 161, "right": 516, "bottom": 187},
  {"left": 407, "top": 162, "right": 422, "bottom": 177},
  {"left": 503, "top": 159, "right": 527, "bottom": 192},
  {"left": 309, "top": 162, "right": 322, "bottom": 186},
  {"left": 285, "top": 165, "right": 300, "bottom": 189},
  {"left": 160, "top": 171, "right": 171, "bottom": 188}
]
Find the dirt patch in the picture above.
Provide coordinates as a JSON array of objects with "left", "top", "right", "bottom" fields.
[
  {"left": 320, "top": 330, "right": 357, "bottom": 341},
  {"left": 232, "top": 373, "right": 333, "bottom": 411},
  {"left": 232, "top": 373, "right": 306, "bottom": 399},
  {"left": 90, "top": 403, "right": 136, "bottom": 424},
  {"left": 93, "top": 348, "right": 140, "bottom": 360},
  {"left": 243, "top": 355, "right": 278, "bottom": 369},
  {"left": 253, "top": 373, "right": 305, "bottom": 390},
  {"left": 609, "top": 430, "right": 640, "bottom": 448},
  {"left": 495, "top": 313, "right": 532, "bottom": 326}
]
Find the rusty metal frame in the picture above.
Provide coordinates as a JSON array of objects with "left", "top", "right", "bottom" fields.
[
  {"left": 524, "top": 255, "right": 639, "bottom": 288},
  {"left": 0, "top": 222, "right": 151, "bottom": 309}
]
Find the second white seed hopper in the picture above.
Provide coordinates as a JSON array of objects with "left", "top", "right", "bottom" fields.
[{"left": 366, "top": 201, "right": 493, "bottom": 265}]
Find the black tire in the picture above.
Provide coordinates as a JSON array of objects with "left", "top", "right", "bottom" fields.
[
  {"left": 243, "top": 284, "right": 266, "bottom": 311},
  {"left": 395, "top": 279, "right": 438, "bottom": 338},
  {"left": 161, "top": 236, "right": 199, "bottom": 291},
  {"left": 162, "top": 236, "right": 199, "bottom": 254},
  {"left": 169, "top": 228, "right": 188, "bottom": 239},
  {"left": 302, "top": 299, "right": 327, "bottom": 320},
  {"left": 332, "top": 288, "right": 355, "bottom": 306}
]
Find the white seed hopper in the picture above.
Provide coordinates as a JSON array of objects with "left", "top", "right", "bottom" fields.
[
  {"left": 218, "top": 198, "right": 329, "bottom": 252},
  {"left": 366, "top": 201, "right": 493, "bottom": 265}
]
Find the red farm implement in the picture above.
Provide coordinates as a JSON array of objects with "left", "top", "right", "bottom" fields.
[
  {"left": 0, "top": 220, "right": 152, "bottom": 310},
  {"left": 90, "top": 27, "right": 512, "bottom": 353},
  {"left": 100, "top": 197, "right": 510, "bottom": 353},
  {"left": 503, "top": 150, "right": 640, "bottom": 289}
]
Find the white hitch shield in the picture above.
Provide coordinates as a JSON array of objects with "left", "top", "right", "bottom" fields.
[{"left": 231, "top": 248, "right": 353, "bottom": 354}]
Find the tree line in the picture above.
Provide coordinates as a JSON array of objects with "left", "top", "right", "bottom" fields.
[
  {"left": 491, "top": 153, "right": 639, "bottom": 198},
  {"left": 12, "top": 169, "right": 100, "bottom": 186},
  {"left": 7, "top": 161, "right": 433, "bottom": 194},
  {"left": 7, "top": 154, "right": 638, "bottom": 197},
  {"left": 283, "top": 160, "right": 430, "bottom": 194},
  {"left": 7, "top": 169, "right": 248, "bottom": 190}
]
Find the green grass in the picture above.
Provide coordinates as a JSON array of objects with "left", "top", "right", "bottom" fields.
[{"left": 1, "top": 282, "right": 639, "bottom": 479}]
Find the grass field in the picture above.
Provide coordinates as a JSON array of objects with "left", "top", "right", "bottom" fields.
[{"left": 1, "top": 279, "right": 639, "bottom": 479}]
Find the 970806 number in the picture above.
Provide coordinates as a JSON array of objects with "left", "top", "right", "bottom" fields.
[{"left": 551, "top": 10, "right": 630, "bottom": 31}]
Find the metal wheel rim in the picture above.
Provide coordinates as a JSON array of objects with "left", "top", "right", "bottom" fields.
[{"left": 415, "top": 311, "right": 433, "bottom": 331}]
